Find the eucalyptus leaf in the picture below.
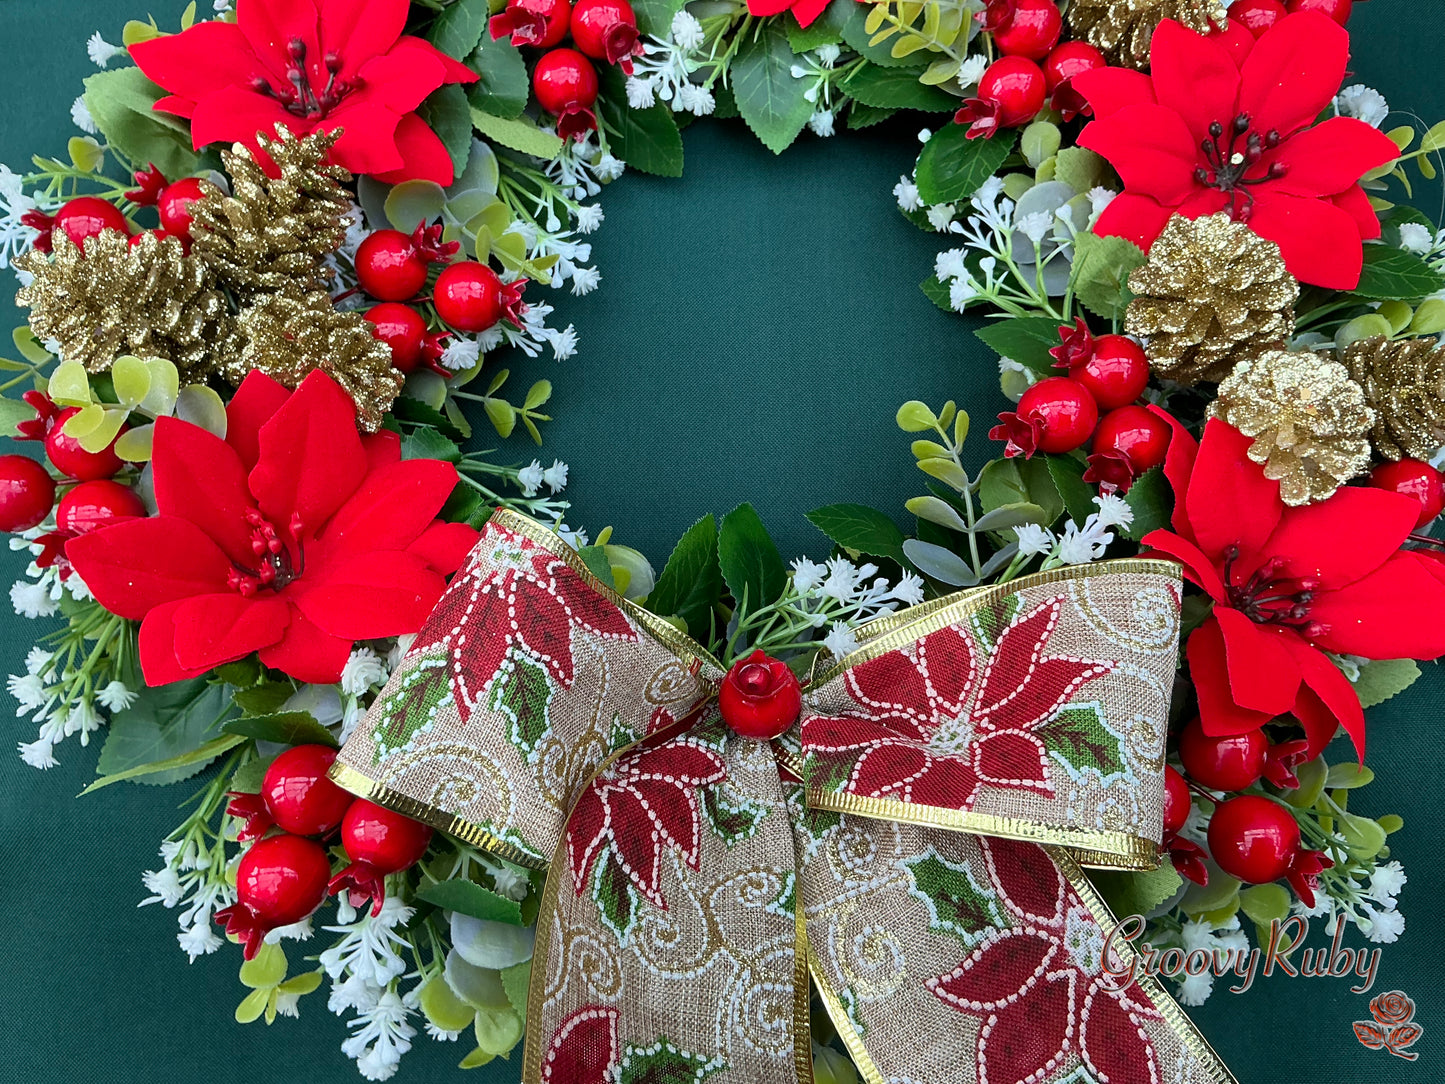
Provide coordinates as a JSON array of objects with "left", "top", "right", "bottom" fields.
[
  {"left": 906, "top": 495, "right": 969, "bottom": 533},
  {"left": 902, "top": 539, "right": 977, "bottom": 586},
  {"left": 972, "top": 501, "right": 1048, "bottom": 533}
]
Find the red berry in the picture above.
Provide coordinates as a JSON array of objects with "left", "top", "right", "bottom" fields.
[
  {"left": 262, "top": 744, "right": 354, "bottom": 837},
  {"left": 45, "top": 407, "right": 126, "bottom": 481},
  {"left": 1207, "top": 795, "right": 1299, "bottom": 885},
  {"left": 52, "top": 197, "right": 130, "bottom": 250},
  {"left": 365, "top": 302, "right": 429, "bottom": 373},
  {"left": 992, "top": 0, "right": 1062, "bottom": 60},
  {"left": 55, "top": 479, "right": 145, "bottom": 534},
  {"left": 1287, "top": 0, "right": 1353, "bottom": 24},
  {"left": 984, "top": 56, "right": 1047, "bottom": 127},
  {"left": 215, "top": 834, "right": 332, "bottom": 959},
  {"left": 155, "top": 177, "right": 207, "bottom": 241},
  {"left": 1071, "top": 335, "right": 1149, "bottom": 410},
  {"left": 329, "top": 800, "right": 433, "bottom": 916},
  {"left": 1370, "top": 459, "right": 1445, "bottom": 528},
  {"left": 571, "top": 0, "right": 643, "bottom": 69},
  {"left": 434, "top": 261, "right": 527, "bottom": 332},
  {"left": 990, "top": 376, "right": 1098, "bottom": 457},
  {"left": 128, "top": 229, "right": 173, "bottom": 248},
  {"left": 1162, "top": 765, "right": 1191, "bottom": 836},
  {"left": 1178, "top": 717, "right": 1267, "bottom": 791},
  {"left": 1230, "top": 0, "right": 1288, "bottom": 34},
  {"left": 533, "top": 48, "right": 600, "bottom": 140},
  {"left": 1042, "top": 40, "right": 1106, "bottom": 91},
  {"left": 355, "top": 229, "right": 429, "bottom": 301},
  {"left": 0, "top": 455, "right": 56, "bottom": 532},
  {"left": 489, "top": 0, "right": 572, "bottom": 48},
  {"left": 719, "top": 650, "right": 803, "bottom": 741},
  {"left": 1092, "top": 405, "right": 1171, "bottom": 471}
]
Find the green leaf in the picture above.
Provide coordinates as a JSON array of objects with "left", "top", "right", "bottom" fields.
[
  {"left": 473, "top": 1006, "right": 523, "bottom": 1056},
  {"left": 977, "top": 456, "right": 1063, "bottom": 527},
  {"left": 470, "top": 109, "right": 564, "bottom": 161},
  {"left": 577, "top": 544, "right": 618, "bottom": 587},
  {"left": 920, "top": 275, "right": 953, "bottom": 311},
  {"left": 973, "top": 315, "right": 1061, "bottom": 373},
  {"left": 1379, "top": 205, "right": 1433, "bottom": 249},
  {"left": 489, "top": 650, "right": 555, "bottom": 758},
  {"left": 429, "top": 0, "right": 491, "bottom": 59},
  {"left": 1350, "top": 244, "right": 1445, "bottom": 302},
  {"left": 732, "top": 21, "right": 815, "bottom": 154},
  {"left": 83, "top": 67, "right": 198, "bottom": 179},
  {"left": 1071, "top": 232, "right": 1147, "bottom": 320},
  {"left": 401, "top": 425, "right": 462, "bottom": 462},
  {"left": 972, "top": 501, "right": 1048, "bottom": 533},
  {"left": 788, "top": 0, "right": 847, "bottom": 50},
  {"left": 633, "top": 0, "right": 687, "bottom": 36},
  {"left": 232, "top": 680, "right": 295, "bottom": 715},
  {"left": 419, "top": 85, "right": 474, "bottom": 180},
  {"left": 229, "top": 753, "right": 274, "bottom": 795},
  {"left": 0, "top": 396, "right": 36, "bottom": 438},
  {"left": 903, "top": 849, "right": 1004, "bottom": 944},
  {"left": 1239, "top": 883, "right": 1291, "bottom": 926},
  {"left": 1053, "top": 146, "right": 1112, "bottom": 196},
  {"left": 92, "top": 678, "right": 241, "bottom": 789},
  {"left": 1351, "top": 658, "right": 1422, "bottom": 709},
  {"left": 592, "top": 852, "right": 638, "bottom": 940},
  {"left": 805, "top": 504, "right": 907, "bottom": 562},
  {"left": 1046, "top": 454, "right": 1095, "bottom": 523},
  {"left": 465, "top": 36, "right": 530, "bottom": 121},
  {"left": 647, "top": 515, "right": 723, "bottom": 644},
  {"left": 1089, "top": 864, "right": 1184, "bottom": 919},
  {"left": 1325, "top": 762, "right": 1376, "bottom": 789},
  {"left": 222, "top": 711, "right": 340, "bottom": 749},
  {"left": 839, "top": 64, "right": 957, "bottom": 113},
  {"left": 838, "top": 0, "right": 928, "bottom": 67},
  {"left": 372, "top": 657, "right": 455, "bottom": 760},
  {"left": 617, "top": 1040, "right": 724, "bottom": 1084},
  {"left": 719, "top": 503, "right": 787, "bottom": 619},
  {"left": 417, "top": 879, "right": 525, "bottom": 925},
  {"left": 597, "top": 68, "right": 684, "bottom": 177},
  {"left": 1122, "top": 467, "right": 1172, "bottom": 540},
  {"left": 702, "top": 786, "right": 767, "bottom": 846},
  {"left": 915, "top": 126, "right": 1017, "bottom": 206},
  {"left": 849, "top": 102, "right": 897, "bottom": 129}
]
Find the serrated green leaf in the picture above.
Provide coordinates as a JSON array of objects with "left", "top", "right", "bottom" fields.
[
  {"left": 839, "top": 63, "right": 957, "bottom": 113},
  {"left": 417, "top": 879, "right": 525, "bottom": 925},
  {"left": 466, "top": 36, "right": 530, "bottom": 120},
  {"left": 719, "top": 503, "right": 786, "bottom": 620},
  {"left": 401, "top": 425, "right": 462, "bottom": 462},
  {"left": 915, "top": 126, "right": 1016, "bottom": 206},
  {"left": 633, "top": 0, "right": 687, "bottom": 36},
  {"left": 0, "top": 396, "right": 36, "bottom": 438},
  {"left": 1351, "top": 658, "right": 1422, "bottom": 709},
  {"left": 83, "top": 68, "right": 198, "bottom": 179},
  {"left": 1122, "top": 467, "right": 1171, "bottom": 540},
  {"left": 419, "top": 85, "right": 474, "bottom": 180},
  {"left": 430, "top": 0, "right": 491, "bottom": 59},
  {"left": 647, "top": 515, "right": 723, "bottom": 644},
  {"left": 1071, "top": 232, "right": 1147, "bottom": 320},
  {"left": 788, "top": 1, "right": 847, "bottom": 50},
  {"left": 471, "top": 109, "right": 564, "bottom": 161},
  {"left": 90, "top": 678, "right": 241, "bottom": 790},
  {"left": 1053, "top": 146, "right": 1112, "bottom": 196},
  {"left": 221, "top": 711, "right": 340, "bottom": 749},
  {"left": 805, "top": 503, "right": 907, "bottom": 561},
  {"left": 973, "top": 315, "right": 1062, "bottom": 374},
  {"left": 1089, "top": 864, "right": 1183, "bottom": 919},
  {"left": 597, "top": 67, "right": 684, "bottom": 177},
  {"left": 1045, "top": 455, "right": 1095, "bottom": 523},
  {"left": 732, "top": 22, "right": 815, "bottom": 155},
  {"left": 1350, "top": 245, "right": 1445, "bottom": 302},
  {"left": 500, "top": 961, "right": 531, "bottom": 1021}
]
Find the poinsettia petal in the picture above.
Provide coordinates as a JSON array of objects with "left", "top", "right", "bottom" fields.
[
  {"left": 1077, "top": 104, "right": 1201, "bottom": 205},
  {"left": 927, "top": 929, "right": 1059, "bottom": 1011},
  {"left": 407, "top": 521, "right": 481, "bottom": 575},
  {"left": 354, "top": 43, "right": 450, "bottom": 115},
  {"left": 151, "top": 417, "right": 255, "bottom": 568},
  {"left": 362, "top": 429, "right": 402, "bottom": 470},
  {"left": 1239, "top": 10, "right": 1349, "bottom": 139},
  {"left": 318, "top": 459, "right": 459, "bottom": 561},
  {"left": 800, "top": 713, "right": 899, "bottom": 753},
  {"left": 250, "top": 370, "right": 368, "bottom": 541},
  {"left": 137, "top": 599, "right": 211, "bottom": 685},
  {"left": 1092, "top": 192, "right": 1178, "bottom": 252},
  {"left": 1186, "top": 418, "right": 1282, "bottom": 566},
  {"left": 1263, "top": 118, "right": 1402, "bottom": 198},
  {"left": 1247, "top": 189, "right": 1367, "bottom": 290},
  {"left": 129, "top": 21, "right": 263, "bottom": 103},
  {"left": 370, "top": 111, "right": 458, "bottom": 186},
  {"left": 565, "top": 784, "right": 610, "bottom": 892},
  {"left": 1140, "top": 529, "right": 1227, "bottom": 601},
  {"left": 1149, "top": 16, "right": 1242, "bottom": 149},
  {"left": 170, "top": 593, "right": 290, "bottom": 671},
  {"left": 1144, "top": 404, "right": 1197, "bottom": 535},
  {"left": 976, "top": 970, "right": 1076, "bottom": 1084},
  {"left": 187, "top": 85, "right": 296, "bottom": 151},
  {"left": 904, "top": 755, "right": 982, "bottom": 808},
  {"left": 378, "top": 36, "right": 479, "bottom": 94},
  {"left": 66, "top": 516, "right": 230, "bottom": 620},
  {"left": 850, "top": 743, "right": 930, "bottom": 800},
  {"left": 1308, "top": 552, "right": 1445, "bottom": 660},
  {"left": 257, "top": 607, "right": 353, "bottom": 683},
  {"left": 604, "top": 788, "right": 667, "bottom": 906},
  {"left": 543, "top": 558, "right": 639, "bottom": 641},
  {"left": 315, "top": 104, "right": 406, "bottom": 174},
  {"left": 1073, "top": 66, "right": 1157, "bottom": 118},
  {"left": 973, "top": 730, "right": 1052, "bottom": 792},
  {"left": 918, "top": 624, "right": 976, "bottom": 711},
  {"left": 1332, "top": 183, "right": 1382, "bottom": 240},
  {"left": 226, "top": 370, "right": 292, "bottom": 471},
  {"left": 236, "top": 0, "right": 323, "bottom": 82},
  {"left": 983, "top": 837, "right": 1065, "bottom": 924},
  {"left": 746, "top": 0, "right": 797, "bottom": 16},
  {"left": 1212, "top": 608, "right": 1302, "bottom": 715},
  {"left": 622, "top": 741, "right": 727, "bottom": 787},
  {"left": 1079, "top": 983, "right": 1158, "bottom": 1084},
  {"left": 631, "top": 778, "right": 704, "bottom": 869},
  {"left": 847, "top": 647, "right": 933, "bottom": 731},
  {"left": 541, "top": 1006, "right": 618, "bottom": 1084},
  {"left": 1255, "top": 485, "right": 1417, "bottom": 589},
  {"left": 318, "top": 0, "right": 408, "bottom": 80},
  {"left": 1279, "top": 632, "right": 1366, "bottom": 758},
  {"left": 294, "top": 550, "right": 445, "bottom": 639},
  {"left": 1209, "top": 19, "right": 1257, "bottom": 68},
  {"left": 1188, "top": 615, "right": 1276, "bottom": 736}
]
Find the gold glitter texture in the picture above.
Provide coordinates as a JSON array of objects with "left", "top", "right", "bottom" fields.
[
  {"left": 1067, "top": 0, "right": 1227, "bottom": 68},
  {"left": 1343, "top": 335, "right": 1445, "bottom": 461}
]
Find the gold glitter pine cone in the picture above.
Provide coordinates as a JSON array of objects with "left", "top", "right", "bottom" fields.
[
  {"left": 229, "top": 291, "right": 402, "bottom": 432},
  {"left": 1210, "top": 349, "right": 1374, "bottom": 506},
  {"left": 189, "top": 127, "right": 353, "bottom": 300},
  {"left": 1342, "top": 335, "right": 1445, "bottom": 461},
  {"left": 1067, "top": 0, "right": 1228, "bottom": 68},
  {"left": 15, "top": 230, "right": 236, "bottom": 376},
  {"left": 1126, "top": 213, "right": 1299, "bottom": 386}
]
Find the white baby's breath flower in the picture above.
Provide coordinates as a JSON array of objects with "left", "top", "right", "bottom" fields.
[
  {"left": 1015, "top": 524, "right": 1055, "bottom": 557},
  {"left": 96, "top": 679, "right": 137, "bottom": 712},
  {"left": 70, "top": 96, "right": 97, "bottom": 134},
  {"left": 935, "top": 248, "right": 968, "bottom": 281},
  {"left": 574, "top": 204, "right": 604, "bottom": 233},
  {"left": 894, "top": 176, "right": 922, "bottom": 212},
  {"left": 823, "top": 622, "right": 859, "bottom": 659},
  {"left": 87, "top": 32, "right": 123, "bottom": 67},
  {"left": 670, "top": 10, "right": 705, "bottom": 49},
  {"left": 8, "top": 671, "right": 49, "bottom": 711},
  {"left": 926, "top": 203, "right": 957, "bottom": 232},
  {"left": 11, "top": 580, "right": 59, "bottom": 619},
  {"left": 1359, "top": 903, "right": 1405, "bottom": 944},
  {"left": 807, "top": 110, "right": 836, "bottom": 138},
  {"left": 790, "top": 557, "right": 826, "bottom": 594},
  {"left": 439, "top": 337, "right": 480, "bottom": 372},
  {"left": 1017, "top": 211, "right": 1053, "bottom": 246},
  {"left": 1092, "top": 492, "right": 1134, "bottom": 531},
  {"left": 1369, "top": 861, "right": 1408, "bottom": 901},
  {"left": 542, "top": 460, "right": 569, "bottom": 493},
  {"left": 517, "top": 460, "right": 545, "bottom": 497},
  {"left": 1398, "top": 222, "right": 1435, "bottom": 255},
  {"left": 625, "top": 76, "right": 658, "bottom": 109},
  {"left": 890, "top": 571, "right": 926, "bottom": 606},
  {"left": 341, "top": 648, "right": 389, "bottom": 697},
  {"left": 569, "top": 265, "right": 601, "bottom": 295},
  {"left": 1335, "top": 84, "right": 1389, "bottom": 128},
  {"left": 178, "top": 921, "right": 222, "bottom": 961},
  {"left": 1057, "top": 516, "right": 1114, "bottom": 564},
  {"left": 17, "top": 736, "right": 58, "bottom": 770},
  {"left": 957, "top": 54, "right": 988, "bottom": 89}
]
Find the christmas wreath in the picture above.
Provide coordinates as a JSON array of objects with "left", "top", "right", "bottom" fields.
[{"left": 1, "top": 0, "right": 1441, "bottom": 1080}]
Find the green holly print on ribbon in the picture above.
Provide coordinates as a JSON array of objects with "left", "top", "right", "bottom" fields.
[
  {"left": 488, "top": 647, "right": 556, "bottom": 761},
  {"left": 371, "top": 655, "right": 453, "bottom": 761},
  {"left": 1039, "top": 702, "right": 1129, "bottom": 782},
  {"left": 903, "top": 848, "right": 1006, "bottom": 946}
]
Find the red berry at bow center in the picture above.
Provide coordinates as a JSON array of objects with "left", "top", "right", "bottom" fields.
[
  {"left": 434, "top": 262, "right": 528, "bottom": 333},
  {"left": 533, "top": 48, "right": 600, "bottom": 141},
  {"left": 329, "top": 800, "right": 433, "bottom": 916},
  {"left": 0, "top": 455, "right": 56, "bottom": 533},
  {"left": 45, "top": 407, "right": 127, "bottom": 481},
  {"left": 214, "top": 833, "right": 332, "bottom": 959},
  {"left": 719, "top": 650, "right": 803, "bottom": 741},
  {"left": 991, "top": 0, "right": 1062, "bottom": 60},
  {"left": 1083, "top": 404, "right": 1171, "bottom": 492},
  {"left": 1370, "top": 459, "right": 1445, "bottom": 528}
]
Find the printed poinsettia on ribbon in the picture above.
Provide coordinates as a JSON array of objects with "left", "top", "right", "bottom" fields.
[{"left": 328, "top": 509, "right": 1236, "bottom": 1084}]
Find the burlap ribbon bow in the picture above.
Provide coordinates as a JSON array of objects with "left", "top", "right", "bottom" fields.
[{"left": 332, "top": 509, "right": 1237, "bottom": 1084}]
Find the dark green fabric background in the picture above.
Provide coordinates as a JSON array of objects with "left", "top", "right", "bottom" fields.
[{"left": 0, "top": 1, "right": 1441, "bottom": 1080}]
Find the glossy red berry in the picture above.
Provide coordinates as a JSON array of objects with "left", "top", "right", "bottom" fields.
[
  {"left": 719, "top": 650, "right": 803, "bottom": 741},
  {"left": 533, "top": 48, "right": 600, "bottom": 140},
  {"left": 1092, "top": 405, "right": 1171, "bottom": 471},
  {"left": 365, "top": 302, "right": 429, "bottom": 373},
  {"left": 1162, "top": 765, "right": 1191, "bottom": 836},
  {"left": 155, "top": 177, "right": 207, "bottom": 242},
  {"left": 992, "top": 0, "right": 1062, "bottom": 60},
  {"left": 1207, "top": 795, "right": 1299, "bottom": 885},
  {"left": 215, "top": 834, "right": 332, "bottom": 959},
  {"left": 355, "top": 229, "right": 429, "bottom": 301},
  {"left": 45, "top": 407, "right": 126, "bottom": 481},
  {"left": 434, "top": 261, "right": 527, "bottom": 332},
  {"left": 1370, "top": 459, "right": 1445, "bottom": 528},
  {"left": 571, "top": 0, "right": 643, "bottom": 70},
  {"left": 489, "top": 0, "right": 572, "bottom": 48},
  {"left": 1071, "top": 335, "right": 1149, "bottom": 410},
  {"left": 957, "top": 57, "right": 1048, "bottom": 138},
  {"left": 52, "top": 197, "right": 130, "bottom": 249},
  {"left": 330, "top": 800, "right": 433, "bottom": 916},
  {"left": 1042, "top": 40, "right": 1106, "bottom": 91},
  {"left": 261, "top": 745, "right": 354, "bottom": 836},
  {"left": 128, "top": 229, "right": 173, "bottom": 248},
  {"left": 0, "top": 455, "right": 56, "bottom": 532},
  {"left": 1178, "top": 717, "right": 1267, "bottom": 791},
  {"left": 990, "top": 376, "right": 1098, "bottom": 458},
  {"left": 1287, "top": 0, "right": 1353, "bottom": 25},
  {"left": 1230, "top": 0, "right": 1289, "bottom": 34},
  {"left": 55, "top": 479, "right": 145, "bottom": 534}
]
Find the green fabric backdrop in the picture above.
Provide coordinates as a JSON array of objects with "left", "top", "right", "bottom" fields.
[{"left": 0, "top": 1, "right": 1440, "bottom": 1080}]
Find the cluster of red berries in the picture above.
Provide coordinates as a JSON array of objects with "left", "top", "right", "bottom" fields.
[
  {"left": 988, "top": 318, "right": 1168, "bottom": 493},
  {"left": 1223, "top": 0, "right": 1357, "bottom": 43},
  {"left": 24, "top": 168, "right": 209, "bottom": 256},
  {"left": 956, "top": 1, "right": 1107, "bottom": 138},
  {"left": 491, "top": 0, "right": 641, "bottom": 141},
  {"left": 355, "top": 222, "right": 529, "bottom": 376},
  {"left": 218, "top": 745, "right": 433, "bottom": 958}
]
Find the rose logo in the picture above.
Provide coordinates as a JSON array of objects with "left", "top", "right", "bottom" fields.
[{"left": 1354, "top": 990, "right": 1423, "bottom": 1061}]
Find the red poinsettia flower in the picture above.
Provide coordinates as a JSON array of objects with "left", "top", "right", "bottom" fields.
[
  {"left": 566, "top": 737, "right": 727, "bottom": 908},
  {"left": 129, "top": 0, "right": 478, "bottom": 185},
  {"left": 928, "top": 837, "right": 1163, "bottom": 1084},
  {"left": 411, "top": 520, "right": 639, "bottom": 721},
  {"left": 541, "top": 1005, "right": 619, "bottom": 1084},
  {"left": 67, "top": 370, "right": 478, "bottom": 685},
  {"left": 802, "top": 598, "right": 1114, "bottom": 808},
  {"left": 747, "top": 0, "right": 829, "bottom": 30},
  {"left": 1072, "top": 12, "right": 1399, "bottom": 289},
  {"left": 1142, "top": 417, "right": 1445, "bottom": 757}
]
